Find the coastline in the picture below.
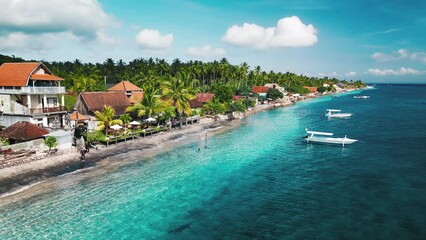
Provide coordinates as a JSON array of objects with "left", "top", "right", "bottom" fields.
[
  {"left": 0, "top": 90, "right": 362, "bottom": 198},
  {"left": 1, "top": 101, "right": 294, "bottom": 197}
]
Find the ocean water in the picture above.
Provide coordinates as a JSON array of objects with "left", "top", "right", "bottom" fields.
[{"left": 1, "top": 85, "right": 426, "bottom": 239}]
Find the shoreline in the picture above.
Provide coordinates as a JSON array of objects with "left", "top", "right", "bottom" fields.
[
  {"left": 0, "top": 114, "right": 246, "bottom": 197},
  {"left": 0, "top": 89, "right": 364, "bottom": 198}
]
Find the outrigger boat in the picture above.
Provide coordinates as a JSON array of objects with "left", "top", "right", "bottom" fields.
[
  {"left": 354, "top": 95, "right": 370, "bottom": 99},
  {"left": 325, "top": 109, "right": 352, "bottom": 118},
  {"left": 305, "top": 129, "right": 358, "bottom": 147}
]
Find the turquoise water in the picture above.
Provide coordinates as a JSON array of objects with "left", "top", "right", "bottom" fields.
[{"left": 1, "top": 85, "right": 426, "bottom": 239}]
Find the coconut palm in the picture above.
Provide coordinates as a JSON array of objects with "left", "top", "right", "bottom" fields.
[
  {"left": 126, "top": 88, "right": 169, "bottom": 118},
  {"left": 94, "top": 105, "right": 122, "bottom": 133},
  {"left": 161, "top": 77, "right": 195, "bottom": 117}
]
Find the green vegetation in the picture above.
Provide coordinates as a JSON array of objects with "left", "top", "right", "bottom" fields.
[
  {"left": 266, "top": 88, "right": 284, "bottom": 100},
  {"left": 44, "top": 136, "right": 58, "bottom": 150},
  {"left": 1, "top": 54, "right": 366, "bottom": 125}
]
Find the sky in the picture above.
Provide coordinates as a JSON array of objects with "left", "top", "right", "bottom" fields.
[{"left": 0, "top": 0, "right": 426, "bottom": 83}]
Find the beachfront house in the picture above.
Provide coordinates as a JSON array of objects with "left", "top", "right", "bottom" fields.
[
  {"left": 304, "top": 86, "right": 318, "bottom": 98},
  {"left": 74, "top": 91, "right": 130, "bottom": 117},
  {"left": 189, "top": 93, "right": 215, "bottom": 108},
  {"left": 0, "top": 62, "right": 67, "bottom": 128},
  {"left": 251, "top": 86, "right": 270, "bottom": 97},
  {"left": 107, "top": 80, "right": 144, "bottom": 104}
]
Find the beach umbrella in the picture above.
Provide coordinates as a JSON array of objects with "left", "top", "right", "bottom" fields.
[
  {"left": 110, "top": 124, "right": 123, "bottom": 130},
  {"left": 145, "top": 117, "right": 156, "bottom": 123},
  {"left": 129, "top": 121, "right": 141, "bottom": 125}
]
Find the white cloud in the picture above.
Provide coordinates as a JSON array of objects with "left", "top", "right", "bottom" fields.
[
  {"left": 318, "top": 72, "right": 339, "bottom": 77},
  {"left": 0, "top": 0, "right": 117, "bottom": 38},
  {"left": 187, "top": 45, "right": 226, "bottom": 57},
  {"left": 368, "top": 67, "right": 423, "bottom": 76},
  {"left": 372, "top": 49, "right": 426, "bottom": 63},
  {"left": 345, "top": 71, "right": 357, "bottom": 77},
  {"left": 0, "top": 0, "right": 118, "bottom": 53},
  {"left": 136, "top": 29, "right": 173, "bottom": 49},
  {"left": 221, "top": 16, "right": 317, "bottom": 49},
  {"left": 0, "top": 31, "right": 77, "bottom": 53}
]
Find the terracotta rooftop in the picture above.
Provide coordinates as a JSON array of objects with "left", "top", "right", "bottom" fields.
[
  {"left": 304, "top": 86, "right": 318, "bottom": 93},
  {"left": 108, "top": 81, "right": 142, "bottom": 91},
  {"left": 80, "top": 91, "right": 130, "bottom": 115},
  {"left": 69, "top": 111, "right": 90, "bottom": 121},
  {"left": 0, "top": 62, "right": 63, "bottom": 87},
  {"left": 0, "top": 121, "right": 49, "bottom": 141},
  {"left": 31, "top": 74, "right": 63, "bottom": 81},
  {"left": 189, "top": 93, "right": 214, "bottom": 108},
  {"left": 129, "top": 91, "right": 144, "bottom": 104},
  {"left": 252, "top": 86, "right": 270, "bottom": 93}
]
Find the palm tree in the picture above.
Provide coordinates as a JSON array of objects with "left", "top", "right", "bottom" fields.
[
  {"left": 94, "top": 105, "right": 122, "bottom": 134},
  {"left": 126, "top": 88, "right": 169, "bottom": 118},
  {"left": 161, "top": 77, "right": 195, "bottom": 117}
]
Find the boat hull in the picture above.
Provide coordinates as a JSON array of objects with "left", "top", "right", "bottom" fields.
[{"left": 306, "top": 137, "right": 357, "bottom": 146}]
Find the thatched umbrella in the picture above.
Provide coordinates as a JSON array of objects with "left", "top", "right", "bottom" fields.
[{"left": 0, "top": 121, "right": 49, "bottom": 144}]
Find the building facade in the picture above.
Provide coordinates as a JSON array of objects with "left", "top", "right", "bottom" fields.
[{"left": 0, "top": 62, "right": 66, "bottom": 128}]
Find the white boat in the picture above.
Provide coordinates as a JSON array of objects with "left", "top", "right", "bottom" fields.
[
  {"left": 325, "top": 109, "right": 352, "bottom": 118},
  {"left": 305, "top": 129, "right": 358, "bottom": 147},
  {"left": 354, "top": 95, "right": 370, "bottom": 99},
  {"left": 365, "top": 85, "right": 374, "bottom": 89}
]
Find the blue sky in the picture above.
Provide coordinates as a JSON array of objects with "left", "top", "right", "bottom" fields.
[{"left": 0, "top": 0, "right": 425, "bottom": 83}]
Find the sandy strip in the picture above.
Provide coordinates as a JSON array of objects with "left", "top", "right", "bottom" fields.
[{"left": 0, "top": 117, "right": 243, "bottom": 196}]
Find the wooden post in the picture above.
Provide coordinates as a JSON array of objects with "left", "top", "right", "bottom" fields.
[
  {"left": 205, "top": 132, "right": 208, "bottom": 149},
  {"left": 198, "top": 134, "right": 201, "bottom": 151}
]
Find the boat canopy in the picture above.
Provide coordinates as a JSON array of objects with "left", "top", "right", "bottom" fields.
[
  {"left": 326, "top": 109, "right": 341, "bottom": 112},
  {"left": 306, "top": 131, "right": 333, "bottom": 136}
]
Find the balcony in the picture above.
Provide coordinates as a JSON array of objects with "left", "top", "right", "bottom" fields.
[
  {"left": 30, "top": 106, "right": 66, "bottom": 114},
  {"left": 0, "top": 86, "right": 66, "bottom": 94}
]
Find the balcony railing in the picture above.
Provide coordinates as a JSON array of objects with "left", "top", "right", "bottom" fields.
[
  {"left": 30, "top": 106, "right": 66, "bottom": 114},
  {"left": 22, "top": 86, "right": 66, "bottom": 94},
  {"left": 0, "top": 86, "right": 66, "bottom": 94}
]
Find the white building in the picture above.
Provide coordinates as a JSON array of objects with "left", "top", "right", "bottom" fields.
[{"left": 0, "top": 62, "right": 67, "bottom": 128}]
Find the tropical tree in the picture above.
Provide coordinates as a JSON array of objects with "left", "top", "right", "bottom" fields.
[
  {"left": 94, "top": 105, "right": 122, "bottom": 133},
  {"left": 126, "top": 88, "right": 169, "bottom": 118},
  {"left": 161, "top": 77, "right": 195, "bottom": 117},
  {"left": 44, "top": 136, "right": 58, "bottom": 151},
  {"left": 266, "top": 88, "right": 284, "bottom": 100}
]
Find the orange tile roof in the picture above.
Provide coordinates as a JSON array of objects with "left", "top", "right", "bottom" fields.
[
  {"left": 252, "top": 86, "right": 270, "bottom": 93},
  {"left": 189, "top": 93, "right": 214, "bottom": 108},
  {"left": 31, "top": 74, "right": 63, "bottom": 81},
  {"left": 80, "top": 91, "right": 130, "bottom": 115},
  {"left": 304, "top": 86, "right": 318, "bottom": 93},
  {"left": 108, "top": 81, "right": 142, "bottom": 91},
  {"left": 69, "top": 111, "right": 90, "bottom": 121},
  {"left": 0, "top": 62, "right": 63, "bottom": 87},
  {"left": 129, "top": 91, "right": 144, "bottom": 104}
]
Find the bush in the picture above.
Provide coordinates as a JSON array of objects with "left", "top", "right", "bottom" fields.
[
  {"left": 266, "top": 88, "right": 284, "bottom": 100},
  {"left": 211, "top": 84, "right": 233, "bottom": 103},
  {"left": 202, "top": 101, "right": 226, "bottom": 115},
  {"left": 287, "top": 85, "right": 310, "bottom": 94},
  {"left": 44, "top": 136, "right": 58, "bottom": 150},
  {"left": 242, "top": 98, "right": 256, "bottom": 108},
  {"left": 84, "top": 130, "right": 105, "bottom": 144},
  {"left": 227, "top": 101, "right": 246, "bottom": 113}
]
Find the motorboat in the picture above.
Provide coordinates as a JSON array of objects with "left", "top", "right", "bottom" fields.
[
  {"left": 304, "top": 129, "right": 358, "bottom": 147},
  {"left": 325, "top": 109, "right": 352, "bottom": 118},
  {"left": 354, "top": 95, "right": 370, "bottom": 99}
]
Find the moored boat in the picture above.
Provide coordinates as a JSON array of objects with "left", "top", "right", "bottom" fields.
[
  {"left": 305, "top": 129, "right": 358, "bottom": 147},
  {"left": 325, "top": 109, "right": 352, "bottom": 118},
  {"left": 354, "top": 95, "right": 370, "bottom": 99}
]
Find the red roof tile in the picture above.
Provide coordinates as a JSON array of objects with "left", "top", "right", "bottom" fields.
[
  {"left": 108, "top": 81, "right": 142, "bottom": 91},
  {"left": 189, "top": 93, "right": 214, "bottom": 108},
  {"left": 80, "top": 91, "right": 130, "bottom": 115},
  {"left": 0, "top": 62, "right": 62, "bottom": 87},
  {"left": 195, "top": 93, "right": 214, "bottom": 103},
  {"left": 304, "top": 86, "right": 318, "bottom": 93},
  {"left": 0, "top": 121, "right": 49, "bottom": 141},
  {"left": 69, "top": 111, "right": 90, "bottom": 121},
  {"left": 252, "top": 86, "right": 270, "bottom": 93},
  {"left": 31, "top": 74, "right": 63, "bottom": 81}
]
